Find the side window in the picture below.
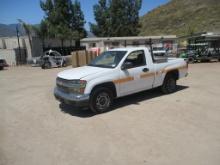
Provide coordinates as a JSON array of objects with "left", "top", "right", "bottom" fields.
[
  {"left": 124, "top": 50, "right": 146, "bottom": 68},
  {"left": 89, "top": 43, "right": 96, "bottom": 48}
]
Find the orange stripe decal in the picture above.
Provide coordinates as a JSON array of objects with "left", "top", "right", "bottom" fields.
[
  {"left": 113, "top": 77, "right": 134, "bottom": 84},
  {"left": 140, "top": 72, "right": 155, "bottom": 79},
  {"left": 113, "top": 65, "right": 187, "bottom": 84}
]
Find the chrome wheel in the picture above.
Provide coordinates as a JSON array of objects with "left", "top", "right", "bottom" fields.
[
  {"left": 95, "top": 92, "right": 110, "bottom": 111},
  {"left": 90, "top": 87, "right": 113, "bottom": 113}
]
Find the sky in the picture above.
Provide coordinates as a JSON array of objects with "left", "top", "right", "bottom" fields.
[{"left": 0, "top": 0, "right": 169, "bottom": 30}]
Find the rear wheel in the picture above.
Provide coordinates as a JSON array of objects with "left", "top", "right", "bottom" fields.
[
  {"left": 89, "top": 87, "right": 113, "bottom": 113},
  {"left": 161, "top": 74, "right": 177, "bottom": 94},
  {"left": 188, "top": 57, "right": 195, "bottom": 63},
  {"left": 0, "top": 66, "right": 3, "bottom": 70}
]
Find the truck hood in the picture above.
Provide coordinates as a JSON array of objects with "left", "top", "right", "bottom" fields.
[{"left": 57, "top": 66, "right": 110, "bottom": 80}]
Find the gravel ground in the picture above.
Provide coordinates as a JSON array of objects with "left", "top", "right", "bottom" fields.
[{"left": 0, "top": 63, "right": 220, "bottom": 165}]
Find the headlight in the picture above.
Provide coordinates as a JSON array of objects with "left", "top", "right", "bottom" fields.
[
  {"left": 69, "top": 80, "right": 87, "bottom": 94},
  {"left": 78, "top": 80, "right": 87, "bottom": 94},
  {"left": 56, "top": 78, "right": 87, "bottom": 94}
]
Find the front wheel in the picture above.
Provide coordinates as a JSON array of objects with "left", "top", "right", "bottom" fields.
[
  {"left": 89, "top": 87, "right": 113, "bottom": 113},
  {"left": 41, "top": 62, "right": 51, "bottom": 69},
  {"left": 161, "top": 74, "right": 177, "bottom": 94}
]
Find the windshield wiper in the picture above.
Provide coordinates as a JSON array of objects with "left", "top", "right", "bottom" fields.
[{"left": 88, "top": 64, "right": 114, "bottom": 68}]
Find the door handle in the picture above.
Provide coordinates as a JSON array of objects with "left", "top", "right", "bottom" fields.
[{"left": 142, "top": 68, "right": 149, "bottom": 72}]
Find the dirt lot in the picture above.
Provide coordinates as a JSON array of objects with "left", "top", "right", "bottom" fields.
[{"left": 0, "top": 63, "right": 220, "bottom": 165}]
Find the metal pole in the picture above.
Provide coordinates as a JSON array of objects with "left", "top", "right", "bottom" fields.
[
  {"left": 124, "top": 40, "right": 127, "bottom": 47},
  {"left": 16, "top": 25, "right": 22, "bottom": 65},
  {"left": 149, "top": 38, "right": 154, "bottom": 62},
  {"left": 161, "top": 37, "right": 164, "bottom": 48}
]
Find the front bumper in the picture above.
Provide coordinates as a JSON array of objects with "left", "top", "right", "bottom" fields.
[{"left": 54, "top": 87, "right": 90, "bottom": 107}]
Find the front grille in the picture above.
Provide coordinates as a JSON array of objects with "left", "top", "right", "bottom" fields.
[
  {"left": 56, "top": 77, "right": 79, "bottom": 87},
  {"left": 57, "top": 84, "right": 70, "bottom": 93},
  {"left": 57, "top": 77, "right": 73, "bottom": 84},
  {"left": 56, "top": 77, "right": 81, "bottom": 94},
  {"left": 56, "top": 77, "right": 72, "bottom": 93}
]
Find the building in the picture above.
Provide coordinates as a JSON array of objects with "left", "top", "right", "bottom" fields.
[
  {"left": 187, "top": 32, "right": 220, "bottom": 48},
  {"left": 0, "top": 35, "right": 178, "bottom": 66},
  {"left": 81, "top": 35, "right": 178, "bottom": 54},
  {"left": 179, "top": 32, "right": 220, "bottom": 48},
  {"left": 0, "top": 36, "right": 76, "bottom": 65}
]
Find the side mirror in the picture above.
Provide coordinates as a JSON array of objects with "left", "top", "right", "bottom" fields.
[{"left": 121, "top": 61, "right": 133, "bottom": 70}]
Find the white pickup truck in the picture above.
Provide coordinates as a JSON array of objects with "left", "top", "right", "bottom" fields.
[{"left": 54, "top": 47, "right": 188, "bottom": 113}]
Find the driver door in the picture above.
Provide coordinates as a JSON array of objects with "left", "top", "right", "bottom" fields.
[{"left": 118, "top": 50, "right": 154, "bottom": 96}]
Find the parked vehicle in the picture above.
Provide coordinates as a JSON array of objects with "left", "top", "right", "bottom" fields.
[
  {"left": 183, "top": 50, "right": 198, "bottom": 63},
  {"left": 54, "top": 47, "right": 188, "bottom": 113},
  {"left": 31, "top": 50, "right": 66, "bottom": 68},
  {"left": 179, "top": 44, "right": 220, "bottom": 63},
  {"left": 153, "top": 47, "right": 168, "bottom": 56},
  {"left": 31, "top": 56, "right": 43, "bottom": 67},
  {"left": 41, "top": 50, "right": 67, "bottom": 69},
  {"left": 0, "top": 59, "right": 9, "bottom": 70}
]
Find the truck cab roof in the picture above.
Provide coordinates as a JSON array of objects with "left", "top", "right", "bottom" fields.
[{"left": 110, "top": 47, "right": 149, "bottom": 52}]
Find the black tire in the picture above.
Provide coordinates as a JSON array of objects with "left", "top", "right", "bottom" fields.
[
  {"left": 0, "top": 66, "right": 3, "bottom": 70},
  {"left": 188, "top": 57, "right": 194, "bottom": 64},
  {"left": 45, "top": 62, "right": 51, "bottom": 69},
  {"left": 62, "top": 61, "right": 66, "bottom": 67},
  {"left": 42, "top": 62, "right": 51, "bottom": 69},
  {"left": 161, "top": 74, "right": 177, "bottom": 94},
  {"left": 89, "top": 87, "right": 113, "bottom": 113}
]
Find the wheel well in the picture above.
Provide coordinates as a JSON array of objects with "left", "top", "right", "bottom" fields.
[
  {"left": 91, "top": 82, "right": 117, "bottom": 98},
  {"left": 166, "top": 70, "right": 179, "bottom": 80}
]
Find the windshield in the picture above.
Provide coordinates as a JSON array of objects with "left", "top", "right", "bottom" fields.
[{"left": 88, "top": 51, "right": 127, "bottom": 68}]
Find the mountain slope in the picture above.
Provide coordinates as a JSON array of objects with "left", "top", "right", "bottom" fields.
[
  {"left": 0, "top": 24, "right": 25, "bottom": 37},
  {"left": 0, "top": 23, "right": 95, "bottom": 38},
  {"left": 139, "top": 0, "right": 220, "bottom": 36}
]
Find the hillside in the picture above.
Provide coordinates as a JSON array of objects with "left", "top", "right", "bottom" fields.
[
  {"left": 139, "top": 0, "right": 220, "bottom": 36},
  {"left": 0, "top": 24, "right": 25, "bottom": 37},
  {"left": 0, "top": 23, "right": 94, "bottom": 38}
]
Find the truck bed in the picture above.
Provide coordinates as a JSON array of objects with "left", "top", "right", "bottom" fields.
[{"left": 154, "top": 57, "right": 168, "bottom": 63}]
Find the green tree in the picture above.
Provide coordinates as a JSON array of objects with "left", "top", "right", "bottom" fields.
[
  {"left": 70, "top": 0, "right": 86, "bottom": 47},
  {"left": 90, "top": 0, "right": 142, "bottom": 37},
  {"left": 70, "top": 0, "right": 86, "bottom": 39},
  {"left": 109, "top": 0, "right": 126, "bottom": 36},
  {"left": 53, "top": 0, "right": 72, "bottom": 49},
  {"left": 40, "top": 0, "right": 86, "bottom": 49},
  {"left": 126, "top": 0, "right": 142, "bottom": 35},
  {"left": 90, "top": 0, "right": 110, "bottom": 37},
  {"left": 40, "top": 0, "right": 72, "bottom": 50},
  {"left": 40, "top": 0, "right": 55, "bottom": 37},
  {"left": 32, "top": 20, "right": 48, "bottom": 48}
]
